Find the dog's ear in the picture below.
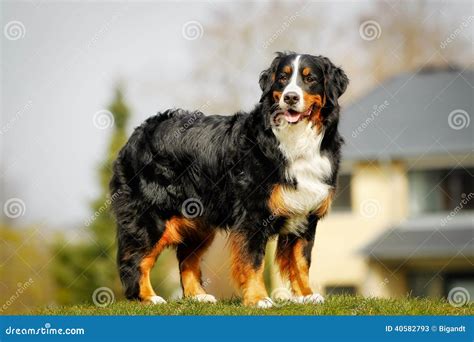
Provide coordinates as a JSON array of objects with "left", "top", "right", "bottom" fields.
[
  {"left": 259, "top": 52, "right": 283, "bottom": 103},
  {"left": 320, "top": 56, "right": 349, "bottom": 110}
]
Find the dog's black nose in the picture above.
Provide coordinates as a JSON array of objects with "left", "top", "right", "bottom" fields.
[{"left": 283, "top": 92, "right": 300, "bottom": 105}]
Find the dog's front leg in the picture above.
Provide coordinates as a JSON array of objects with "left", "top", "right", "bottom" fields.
[
  {"left": 229, "top": 231, "right": 272, "bottom": 308},
  {"left": 275, "top": 217, "right": 324, "bottom": 304}
]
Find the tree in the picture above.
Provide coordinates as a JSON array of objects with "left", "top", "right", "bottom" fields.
[
  {"left": 360, "top": 0, "right": 471, "bottom": 83},
  {"left": 0, "top": 225, "right": 55, "bottom": 313},
  {"left": 52, "top": 85, "right": 131, "bottom": 304}
]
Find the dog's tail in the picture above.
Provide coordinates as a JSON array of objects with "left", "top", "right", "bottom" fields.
[
  {"left": 116, "top": 224, "right": 143, "bottom": 300},
  {"left": 110, "top": 160, "right": 145, "bottom": 300}
]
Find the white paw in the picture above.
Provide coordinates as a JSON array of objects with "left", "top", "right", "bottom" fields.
[
  {"left": 149, "top": 295, "right": 167, "bottom": 305},
  {"left": 192, "top": 294, "right": 217, "bottom": 303},
  {"left": 257, "top": 297, "right": 274, "bottom": 308},
  {"left": 293, "top": 293, "right": 324, "bottom": 304}
]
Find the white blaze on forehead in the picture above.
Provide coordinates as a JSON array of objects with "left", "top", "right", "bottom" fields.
[{"left": 279, "top": 55, "right": 304, "bottom": 112}]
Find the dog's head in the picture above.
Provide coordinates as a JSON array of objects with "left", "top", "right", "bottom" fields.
[{"left": 259, "top": 52, "right": 348, "bottom": 128}]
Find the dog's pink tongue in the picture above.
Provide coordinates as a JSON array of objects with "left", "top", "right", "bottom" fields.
[{"left": 284, "top": 111, "right": 301, "bottom": 123}]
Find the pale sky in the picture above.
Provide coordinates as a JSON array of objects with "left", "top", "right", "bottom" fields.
[
  {"left": 2, "top": 1, "right": 213, "bottom": 228},
  {"left": 1, "top": 0, "right": 471, "bottom": 229}
]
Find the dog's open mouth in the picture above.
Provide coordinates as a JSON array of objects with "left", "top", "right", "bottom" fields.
[{"left": 284, "top": 106, "right": 313, "bottom": 123}]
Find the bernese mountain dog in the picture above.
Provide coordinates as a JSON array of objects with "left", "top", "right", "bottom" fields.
[{"left": 110, "top": 52, "right": 349, "bottom": 307}]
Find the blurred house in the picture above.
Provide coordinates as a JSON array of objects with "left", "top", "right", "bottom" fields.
[
  {"left": 309, "top": 66, "right": 473, "bottom": 300},
  {"left": 201, "top": 66, "right": 473, "bottom": 301}
]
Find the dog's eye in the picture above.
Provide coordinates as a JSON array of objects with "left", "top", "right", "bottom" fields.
[
  {"left": 304, "top": 75, "right": 316, "bottom": 83},
  {"left": 278, "top": 74, "right": 288, "bottom": 82}
]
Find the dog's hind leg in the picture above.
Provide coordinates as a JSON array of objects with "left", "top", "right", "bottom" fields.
[
  {"left": 117, "top": 216, "right": 168, "bottom": 305},
  {"left": 177, "top": 229, "right": 216, "bottom": 303},
  {"left": 136, "top": 240, "right": 168, "bottom": 304}
]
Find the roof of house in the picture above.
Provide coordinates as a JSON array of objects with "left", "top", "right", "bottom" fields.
[
  {"left": 361, "top": 214, "right": 474, "bottom": 260},
  {"left": 339, "top": 67, "right": 473, "bottom": 161}
]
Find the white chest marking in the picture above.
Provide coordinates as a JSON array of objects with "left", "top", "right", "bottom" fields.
[{"left": 272, "top": 121, "right": 333, "bottom": 235}]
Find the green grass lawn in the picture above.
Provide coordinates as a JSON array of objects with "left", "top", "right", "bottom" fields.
[{"left": 32, "top": 296, "right": 473, "bottom": 316}]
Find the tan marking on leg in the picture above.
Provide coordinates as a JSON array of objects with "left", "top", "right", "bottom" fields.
[
  {"left": 230, "top": 233, "right": 268, "bottom": 306},
  {"left": 139, "top": 241, "right": 165, "bottom": 301},
  {"left": 276, "top": 237, "right": 312, "bottom": 297},
  {"left": 291, "top": 240, "right": 312, "bottom": 296},
  {"left": 163, "top": 216, "right": 199, "bottom": 244},
  {"left": 138, "top": 216, "right": 197, "bottom": 301},
  {"left": 179, "top": 231, "right": 215, "bottom": 297}
]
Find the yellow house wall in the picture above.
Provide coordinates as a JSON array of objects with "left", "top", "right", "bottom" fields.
[{"left": 308, "top": 161, "right": 410, "bottom": 297}]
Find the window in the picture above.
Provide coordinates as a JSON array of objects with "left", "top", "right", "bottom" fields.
[
  {"left": 407, "top": 271, "right": 474, "bottom": 302},
  {"left": 408, "top": 168, "right": 474, "bottom": 215},
  {"left": 332, "top": 174, "right": 352, "bottom": 212},
  {"left": 407, "top": 272, "right": 440, "bottom": 297}
]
